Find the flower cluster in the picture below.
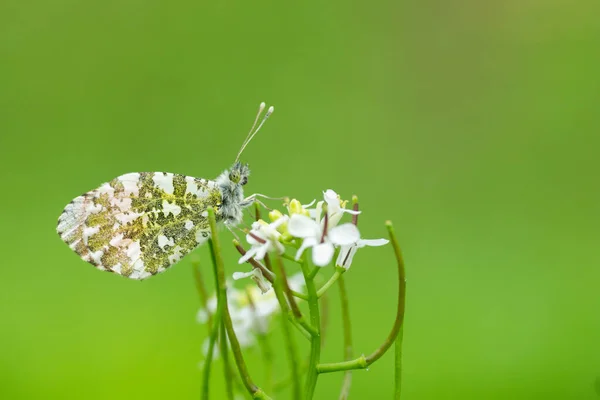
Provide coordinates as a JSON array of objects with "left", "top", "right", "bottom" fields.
[
  {"left": 197, "top": 273, "right": 306, "bottom": 353},
  {"left": 236, "top": 189, "right": 388, "bottom": 272}
]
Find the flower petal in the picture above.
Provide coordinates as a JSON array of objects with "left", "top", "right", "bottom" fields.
[
  {"left": 336, "top": 245, "right": 358, "bottom": 269},
  {"left": 255, "top": 243, "right": 270, "bottom": 260},
  {"left": 251, "top": 268, "right": 272, "bottom": 294},
  {"left": 238, "top": 247, "right": 258, "bottom": 264},
  {"left": 323, "top": 189, "right": 339, "bottom": 203},
  {"left": 342, "top": 209, "right": 361, "bottom": 215},
  {"left": 271, "top": 215, "right": 289, "bottom": 229},
  {"left": 359, "top": 238, "right": 389, "bottom": 247},
  {"left": 295, "top": 237, "right": 317, "bottom": 260},
  {"left": 312, "top": 242, "right": 335, "bottom": 267},
  {"left": 288, "top": 214, "right": 320, "bottom": 238},
  {"left": 328, "top": 223, "right": 360, "bottom": 246},
  {"left": 233, "top": 271, "right": 255, "bottom": 280},
  {"left": 302, "top": 199, "right": 316, "bottom": 208}
]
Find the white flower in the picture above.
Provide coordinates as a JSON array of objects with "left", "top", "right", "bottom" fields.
[
  {"left": 336, "top": 237, "right": 389, "bottom": 270},
  {"left": 288, "top": 214, "right": 360, "bottom": 266},
  {"left": 308, "top": 189, "right": 360, "bottom": 228},
  {"left": 198, "top": 273, "right": 306, "bottom": 355},
  {"left": 238, "top": 216, "right": 288, "bottom": 264},
  {"left": 244, "top": 272, "right": 305, "bottom": 334}
]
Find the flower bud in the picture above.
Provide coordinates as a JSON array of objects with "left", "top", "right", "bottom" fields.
[
  {"left": 289, "top": 199, "right": 310, "bottom": 216},
  {"left": 269, "top": 209, "right": 283, "bottom": 222}
]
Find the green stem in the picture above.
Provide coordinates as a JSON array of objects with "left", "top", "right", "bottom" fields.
[
  {"left": 273, "top": 255, "right": 302, "bottom": 400},
  {"left": 257, "top": 334, "right": 274, "bottom": 395},
  {"left": 301, "top": 259, "right": 321, "bottom": 399},
  {"left": 394, "top": 326, "right": 404, "bottom": 400},
  {"left": 246, "top": 288, "right": 274, "bottom": 395},
  {"left": 282, "top": 252, "right": 303, "bottom": 264},
  {"left": 316, "top": 221, "right": 406, "bottom": 378},
  {"left": 317, "top": 357, "right": 367, "bottom": 374},
  {"left": 201, "top": 295, "right": 224, "bottom": 400},
  {"left": 296, "top": 314, "right": 319, "bottom": 338},
  {"left": 365, "top": 221, "right": 406, "bottom": 365},
  {"left": 193, "top": 259, "right": 213, "bottom": 329},
  {"left": 272, "top": 254, "right": 303, "bottom": 319},
  {"left": 261, "top": 261, "right": 312, "bottom": 340},
  {"left": 287, "top": 312, "right": 313, "bottom": 340},
  {"left": 259, "top": 252, "right": 313, "bottom": 338},
  {"left": 319, "top": 291, "right": 329, "bottom": 348},
  {"left": 291, "top": 290, "right": 309, "bottom": 301},
  {"left": 220, "top": 320, "right": 235, "bottom": 400},
  {"left": 338, "top": 273, "right": 353, "bottom": 400},
  {"left": 317, "top": 268, "right": 344, "bottom": 298},
  {"left": 207, "top": 208, "right": 272, "bottom": 400}
]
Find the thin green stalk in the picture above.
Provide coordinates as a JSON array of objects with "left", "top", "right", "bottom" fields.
[
  {"left": 207, "top": 208, "right": 272, "bottom": 400},
  {"left": 201, "top": 285, "right": 224, "bottom": 400},
  {"left": 317, "top": 357, "right": 367, "bottom": 374},
  {"left": 394, "top": 326, "right": 404, "bottom": 400},
  {"left": 317, "top": 268, "right": 344, "bottom": 298},
  {"left": 316, "top": 221, "right": 406, "bottom": 376},
  {"left": 308, "top": 266, "right": 320, "bottom": 280},
  {"left": 273, "top": 254, "right": 302, "bottom": 400},
  {"left": 301, "top": 258, "right": 321, "bottom": 399},
  {"left": 258, "top": 259, "right": 312, "bottom": 340},
  {"left": 288, "top": 312, "right": 313, "bottom": 340},
  {"left": 193, "top": 259, "right": 213, "bottom": 329},
  {"left": 246, "top": 289, "right": 275, "bottom": 395},
  {"left": 266, "top": 253, "right": 307, "bottom": 315},
  {"left": 257, "top": 334, "right": 274, "bottom": 394},
  {"left": 319, "top": 290, "right": 329, "bottom": 348},
  {"left": 338, "top": 273, "right": 353, "bottom": 400},
  {"left": 337, "top": 196, "right": 357, "bottom": 399},
  {"left": 291, "top": 289, "right": 309, "bottom": 301},
  {"left": 282, "top": 251, "right": 304, "bottom": 264},
  {"left": 220, "top": 320, "right": 235, "bottom": 400},
  {"left": 366, "top": 221, "right": 406, "bottom": 364}
]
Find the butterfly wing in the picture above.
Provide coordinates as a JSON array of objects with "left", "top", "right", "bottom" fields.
[{"left": 57, "top": 172, "right": 221, "bottom": 279}]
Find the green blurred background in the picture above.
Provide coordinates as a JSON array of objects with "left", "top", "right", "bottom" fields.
[{"left": 1, "top": 0, "right": 599, "bottom": 399}]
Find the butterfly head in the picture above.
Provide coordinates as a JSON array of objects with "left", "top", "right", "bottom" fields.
[
  {"left": 215, "top": 162, "right": 251, "bottom": 224},
  {"left": 228, "top": 161, "right": 250, "bottom": 186}
]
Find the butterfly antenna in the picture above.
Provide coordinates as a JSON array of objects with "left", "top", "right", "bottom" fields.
[{"left": 235, "top": 102, "right": 274, "bottom": 163}]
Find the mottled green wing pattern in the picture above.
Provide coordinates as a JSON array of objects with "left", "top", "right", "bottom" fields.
[{"left": 57, "top": 172, "right": 221, "bottom": 279}]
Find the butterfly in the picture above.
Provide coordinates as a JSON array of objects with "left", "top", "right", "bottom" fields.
[{"left": 56, "top": 102, "right": 273, "bottom": 280}]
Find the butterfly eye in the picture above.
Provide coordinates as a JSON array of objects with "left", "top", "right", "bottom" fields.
[{"left": 229, "top": 171, "right": 241, "bottom": 183}]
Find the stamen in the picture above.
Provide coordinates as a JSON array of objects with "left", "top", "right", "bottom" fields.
[
  {"left": 248, "top": 231, "right": 267, "bottom": 244},
  {"left": 342, "top": 246, "right": 353, "bottom": 267},
  {"left": 320, "top": 211, "right": 329, "bottom": 243},
  {"left": 352, "top": 201, "right": 359, "bottom": 226}
]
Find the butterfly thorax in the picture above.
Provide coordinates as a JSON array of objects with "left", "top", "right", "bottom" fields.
[{"left": 215, "top": 162, "right": 251, "bottom": 225}]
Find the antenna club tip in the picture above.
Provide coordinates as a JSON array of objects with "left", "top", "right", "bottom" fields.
[
  {"left": 267, "top": 106, "right": 274, "bottom": 114},
  {"left": 259, "top": 102, "right": 266, "bottom": 109}
]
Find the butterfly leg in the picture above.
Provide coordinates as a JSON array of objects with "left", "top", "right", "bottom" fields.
[
  {"left": 224, "top": 220, "right": 242, "bottom": 241},
  {"left": 242, "top": 194, "right": 273, "bottom": 211}
]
